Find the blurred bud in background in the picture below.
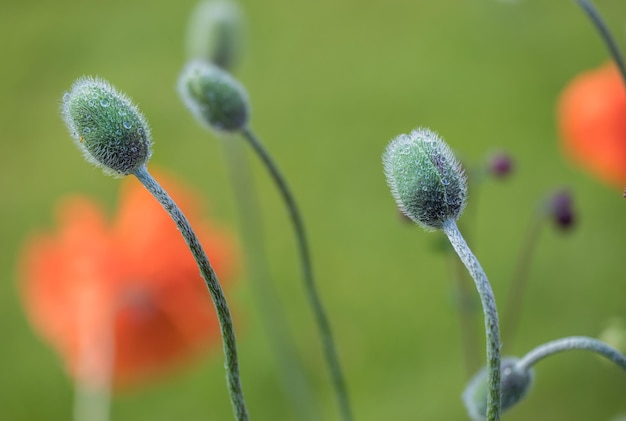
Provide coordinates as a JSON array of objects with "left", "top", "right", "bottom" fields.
[
  {"left": 463, "top": 357, "right": 533, "bottom": 421},
  {"left": 185, "top": 0, "right": 244, "bottom": 71},
  {"left": 486, "top": 150, "right": 514, "bottom": 179},
  {"left": 599, "top": 318, "right": 626, "bottom": 356},
  {"left": 547, "top": 189, "right": 575, "bottom": 231}
]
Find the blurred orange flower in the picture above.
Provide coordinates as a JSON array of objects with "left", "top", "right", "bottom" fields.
[
  {"left": 19, "top": 173, "right": 237, "bottom": 388},
  {"left": 558, "top": 62, "right": 626, "bottom": 188}
]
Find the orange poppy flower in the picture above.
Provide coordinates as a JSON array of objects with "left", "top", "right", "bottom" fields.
[
  {"left": 558, "top": 62, "right": 626, "bottom": 188},
  {"left": 19, "top": 173, "right": 237, "bottom": 388}
]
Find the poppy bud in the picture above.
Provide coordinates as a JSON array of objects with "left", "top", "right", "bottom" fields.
[
  {"left": 186, "top": 0, "right": 243, "bottom": 71},
  {"left": 487, "top": 151, "right": 514, "bottom": 179},
  {"left": 61, "top": 77, "right": 152, "bottom": 177},
  {"left": 462, "top": 357, "right": 533, "bottom": 421},
  {"left": 382, "top": 128, "right": 468, "bottom": 230},
  {"left": 548, "top": 189, "right": 575, "bottom": 230},
  {"left": 178, "top": 60, "right": 249, "bottom": 132}
]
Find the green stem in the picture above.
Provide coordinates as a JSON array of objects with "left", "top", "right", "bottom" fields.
[
  {"left": 442, "top": 219, "right": 501, "bottom": 421},
  {"left": 576, "top": 0, "right": 626, "bottom": 85},
  {"left": 517, "top": 336, "right": 626, "bottom": 372},
  {"left": 448, "top": 253, "right": 480, "bottom": 376},
  {"left": 501, "top": 211, "right": 545, "bottom": 351},
  {"left": 133, "top": 165, "right": 249, "bottom": 421},
  {"left": 221, "top": 137, "right": 318, "bottom": 420},
  {"left": 452, "top": 169, "right": 485, "bottom": 376},
  {"left": 239, "top": 127, "right": 353, "bottom": 421},
  {"left": 73, "top": 288, "right": 113, "bottom": 421}
]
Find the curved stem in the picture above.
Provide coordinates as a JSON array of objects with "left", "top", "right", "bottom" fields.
[
  {"left": 516, "top": 336, "right": 626, "bottom": 372},
  {"left": 132, "top": 165, "right": 249, "bottom": 421},
  {"left": 452, "top": 168, "right": 485, "bottom": 376},
  {"left": 447, "top": 253, "right": 480, "bottom": 376},
  {"left": 221, "top": 137, "right": 318, "bottom": 420},
  {"left": 576, "top": 0, "right": 626, "bottom": 85},
  {"left": 442, "top": 219, "right": 502, "bottom": 421},
  {"left": 239, "top": 127, "right": 353, "bottom": 421}
]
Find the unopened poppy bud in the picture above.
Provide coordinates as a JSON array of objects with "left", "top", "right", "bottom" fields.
[
  {"left": 382, "top": 128, "right": 468, "bottom": 230},
  {"left": 178, "top": 60, "right": 249, "bottom": 132},
  {"left": 61, "top": 77, "right": 152, "bottom": 177},
  {"left": 186, "top": 0, "right": 243, "bottom": 70},
  {"left": 462, "top": 358, "right": 533, "bottom": 421}
]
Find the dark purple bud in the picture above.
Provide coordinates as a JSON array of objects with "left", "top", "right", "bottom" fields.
[
  {"left": 548, "top": 190, "right": 575, "bottom": 230},
  {"left": 487, "top": 151, "right": 513, "bottom": 179}
]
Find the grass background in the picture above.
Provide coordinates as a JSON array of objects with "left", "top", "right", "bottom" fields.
[{"left": 2, "top": 0, "right": 626, "bottom": 419}]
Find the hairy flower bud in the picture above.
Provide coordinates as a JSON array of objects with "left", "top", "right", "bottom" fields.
[
  {"left": 186, "top": 0, "right": 243, "bottom": 71},
  {"left": 383, "top": 128, "right": 467, "bottom": 230},
  {"left": 463, "top": 358, "right": 533, "bottom": 421},
  {"left": 178, "top": 60, "right": 249, "bottom": 132},
  {"left": 61, "top": 77, "right": 152, "bottom": 177}
]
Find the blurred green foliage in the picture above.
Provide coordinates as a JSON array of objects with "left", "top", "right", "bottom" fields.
[{"left": 1, "top": 0, "right": 626, "bottom": 419}]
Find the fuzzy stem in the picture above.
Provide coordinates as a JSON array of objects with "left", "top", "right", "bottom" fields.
[
  {"left": 576, "top": 0, "right": 626, "bottom": 85},
  {"left": 442, "top": 219, "right": 502, "bottom": 421},
  {"left": 133, "top": 165, "right": 249, "bottom": 421},
  {"left": 221, "top": 137, "right": 318, "bottom": 420},
  {"left": 239, "top": 127, "right": 353, "bottom": 421},
  {"left": 516, "top": 336, "right": 626, "bottom": 372},
  {"left": 448, "top": 253, "right": 480, "bottom": 376}
]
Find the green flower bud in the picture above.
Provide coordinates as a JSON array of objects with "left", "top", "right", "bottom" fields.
[
  {"left": 178, "top": 60, "right": 249, "bottom": 132},
  {"left": 61, "top": 77, "right": 152, "bottom": 177},
  {"left": 382, "top": 128, "right": 467, "bottom": 230},
  {"left": 185, "top": 0, "right": 243, "bottom": 71},
  {"left": 462, "top": 358, "right": 533, "bottom": 421}
]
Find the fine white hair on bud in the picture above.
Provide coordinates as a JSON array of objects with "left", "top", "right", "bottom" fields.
[
  {"left": 61, "top": 77, "right": 152, "bottom": 177},
  {"left": 382, "top": 128, "right": 467, "bottom": 230},
  {"left": 462, "top": 358, "right": 534, "bottom": 421},
  {"left": 178, "top": 59, "right": 249, "bottom": 132}
]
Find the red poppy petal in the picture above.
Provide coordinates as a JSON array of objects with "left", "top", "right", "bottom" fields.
[{"left": 558, "top": 62, "right": 626, "bottom": 188}]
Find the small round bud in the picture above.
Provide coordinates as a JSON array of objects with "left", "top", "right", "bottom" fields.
[
  {"left": 61, "top": 77, "right": 152, "bottom": 177},
  {"left": 487, "top": 151, "right": 514, "bottom": 179},
  {"left": 462, "top": 358, "right": 533, "bottom": 421},
  {"left": 382, "top": 128, "right": 468, "bottom": 230},
  {"left": 599, "top": 318, "right": 626, "bottom": 355},
  {"left": 178, "top": 60, "right": 249, "bottom": 132},
  {"left": 185, "top": 0, "right": 243, "bottom": 71},
  {"left": 547, "top": 189, "right": 575, "bottom": 230}
]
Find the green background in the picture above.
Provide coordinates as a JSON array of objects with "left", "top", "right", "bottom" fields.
[{"left": 2, "top": 0, "right": 626, "bottom": 419}]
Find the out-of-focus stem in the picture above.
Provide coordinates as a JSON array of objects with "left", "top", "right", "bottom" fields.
[
  {"left": 501, "top": 211, "right": 545, "bottom": 351},
  {"left": 221, "top": 137, "right": 318, "bottom": 420},
  {"left": 73, "top": 287, "right": 113, "bottom": 421},
  {"left": 240, "top": 127, "right": 353, "bottom": 421},
  {"left": 576, "top": 0, "right": 626, "bottom": 85}
]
